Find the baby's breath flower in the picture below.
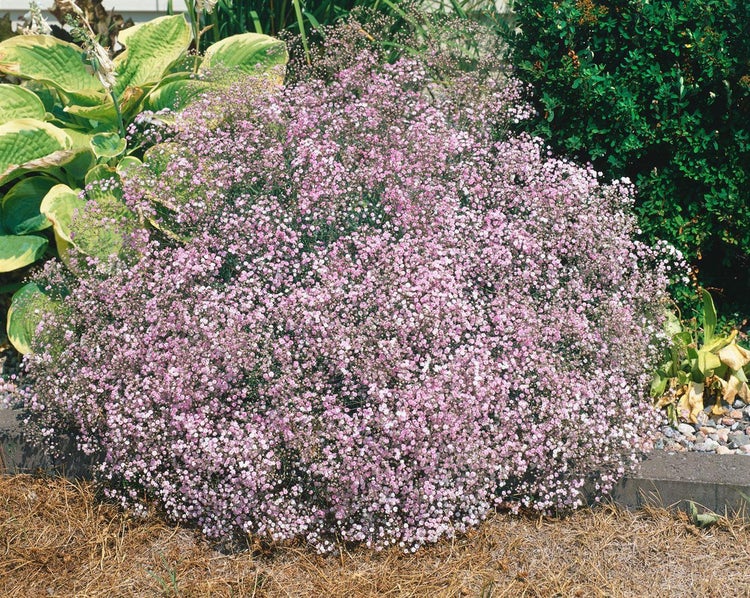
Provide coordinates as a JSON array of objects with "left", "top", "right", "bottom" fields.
[{"left": 18, "top": 22, "right": 671, "bottom": 553}]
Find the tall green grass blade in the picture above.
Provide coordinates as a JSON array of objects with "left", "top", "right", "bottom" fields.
[{"left": 292, "top": 0, "right": 311, "bottom": 65}]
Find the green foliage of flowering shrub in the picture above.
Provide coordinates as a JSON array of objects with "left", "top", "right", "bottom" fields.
[{"left": 502, "top": 0, "right": 750, "bottom": 316}]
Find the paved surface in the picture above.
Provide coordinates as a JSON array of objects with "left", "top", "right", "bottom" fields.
[
  {"left": 3, "top": 407, "right": 750, "bottom": 518},
  {"left": 0, "top": 408, "right": 91, "bottom": 478},
  {"left": 611, "top": 451, "right": 750, "bottom": 517}
]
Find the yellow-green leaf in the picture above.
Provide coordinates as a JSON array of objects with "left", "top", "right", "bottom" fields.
[
  {"left": 0, "top": 234, "right": 47, "bottom": 272},
  {"left": 113, "top": 15, "right": 191, "bottom": 98},
  {"left": 0, "top": 118, "right": 72, "bottom": 185},
  {"left": 1, "top": 176, "right": 55, "bottom": 234},
  {"left": 200, "top": 33, "right": 288, "bottom": 77},
  {"left": 0, "top": 83, "right": 45, "bottom": 124},
  {"left": 6, "top": 281, "right": 58, "bottom": 354},
  {"left": 0, "top": 35, "right": 103, "bottom": 95}
]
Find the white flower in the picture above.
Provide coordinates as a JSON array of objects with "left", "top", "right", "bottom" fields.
[{"left": 21, "top": 1, "right": 52, "bottom": 35}]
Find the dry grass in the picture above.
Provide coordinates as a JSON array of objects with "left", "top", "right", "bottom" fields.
[{"left": 2, "top": 474, "right": 750, "bottom": 597}]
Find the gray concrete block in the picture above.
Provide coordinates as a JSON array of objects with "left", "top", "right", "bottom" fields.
[
  {"left": 0, "top": 408, "right": 91, "bottom": 478},
  {"left": 610, "top": 451, "right": 750, "bottom": 518}
]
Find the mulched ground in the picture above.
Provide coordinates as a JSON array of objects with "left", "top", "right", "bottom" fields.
[{"left": 2, "top": 474, "right": 749, "bottom": 597}]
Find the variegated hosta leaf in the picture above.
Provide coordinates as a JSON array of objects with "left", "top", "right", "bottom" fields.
[
  {"left": 0, "top": 118, "right": 73, "bottom": 185},
  {"left": 0, "top": 84, "right": 45, "bottom": 124},
  {"left": 6, "top": 281, "right": 59, "bottom": 355},
  {"left": 1, "top": 176, "right": 55, "bottom": 235},
  {"left": 0, "top": 234, "right": 47, "bottom": 273},
  {"left": 113, "top": 15, "right": 192, "bottom": 98},
  {"left": 144, "top": 76, "right": 213, "bottom": 112},
  {"left": 0, "top": 35, "right": 104, "bottom": 95},
  {"left": 200, "top": 33, "right": 288, "bottom": 77},
  {"left": 39, "top": 183, "right": 85, "bottom": 265}
]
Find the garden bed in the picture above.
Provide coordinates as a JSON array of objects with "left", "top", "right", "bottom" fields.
[{"left": 1, "top": 473, "right": 749, "bottom": 597}]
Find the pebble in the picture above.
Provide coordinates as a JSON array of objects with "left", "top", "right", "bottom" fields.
[
  {"left": 677, "top": 423, "right": 696, "bottom": 437},
  {"left": 730, "top": 433, "right": 750, "bottom": 448},
  {"left": 658, "top": 401, "right": 750, "bottom": 456}
]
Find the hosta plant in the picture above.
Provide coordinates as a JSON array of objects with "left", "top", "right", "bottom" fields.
[
  {"left": 15, "top": 49, "right": 675, "bottom": 552},
  {"left": 0, "top": 9, "right": 287, "bottom": 348},
  {"left": 652, "top": 289, "right": 750, "bottom": 424}
]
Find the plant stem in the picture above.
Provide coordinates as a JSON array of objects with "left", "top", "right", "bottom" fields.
[{"left": 110, "top": 91, "right": 126, "bottom": 139}]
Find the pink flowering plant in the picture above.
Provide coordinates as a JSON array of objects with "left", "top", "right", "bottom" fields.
[{"left": 17, "top": 46, "right": 676, "bottom": 552}]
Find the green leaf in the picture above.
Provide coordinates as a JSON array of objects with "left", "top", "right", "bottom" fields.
[
  {"left": 0, "top": 234, "right": 47, "bottom": 273},
  {"left": 0, "top": 84, "right": 46, "bottom": 124},
  {"left": 90, "top": 132, "right": 127, "bottom": 160},
  {"left": 143, "top": 76, "right": 213, "bottom": 112},
  {"left": 1, "top": 176, "right": 55, "bottom": 234},
  {"left": 73, "top": 166, "right": 138, "bottom": 260},
  {"left": 40, "top": 183, "right": 85, "bottom": 250},
  {"left": 113, "top": 15, "right": 192, "bottom": 98},
  {"left": 0, "top": 35, "right": 104, "bottom": 95},
  {"left": 665, "top": 310, "right": 683, "bottom": 337},
  {"left": 199, "top": 33, "right": 288, "bottom": 77},
  {"left": 701, "top": 288, "right": 717, "bottom": 346},
  {"left": 6, "top": 281, "right": 58, "bottom": 355},
  {"left": 115, "top": 155, "right": 142, "bottom": 178},
  {"left": 650, "top": 373, "right": 668, "bottom": 398},
  {"left": 0, "top": 118, "right": 73, "bottom": 185},
  {"left": 697, "top": 348, "right": 721, "bottom": 377},
  {"left": 688, "top": 501, "right": 719, "bottom": 528}
]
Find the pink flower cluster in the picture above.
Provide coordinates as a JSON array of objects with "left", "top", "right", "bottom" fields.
[{"left": 21, "top": 51, "right": 674, "bottom": 552}]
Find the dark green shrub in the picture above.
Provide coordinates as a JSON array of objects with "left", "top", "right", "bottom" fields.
[{"left": 502, "top": 0, "right": 750, "bottom": 318}]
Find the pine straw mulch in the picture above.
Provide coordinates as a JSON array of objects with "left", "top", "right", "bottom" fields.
[{"left": 2, "top": 474, "right": 750, "bottom": 597}]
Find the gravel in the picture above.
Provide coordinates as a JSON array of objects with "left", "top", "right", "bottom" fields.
[{"left": 655, "top": 399, "right": 750, "bottom": 455}]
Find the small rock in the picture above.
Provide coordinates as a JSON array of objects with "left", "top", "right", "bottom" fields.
[
  {"left": 695, "top": 439, "right": 720, "bottom": 452},
  {"left": 744, "top": 405, "right": 750, "bottom": 419},
  {"left": 722, "top": 417, "right": 736, "bottom": 427},
  {"left": 715, "top": 428, "right": 730, "bottom": 443},
  {"left": 665, "top": 441, "right": 687, "bottom": 453},
  {"left": 734, "top": 399, "right": 746, "bottom": 410},
  {"left": 678, "top": 423, "right": 697, "bottom": 437},
  {"left": 730, "top": 409, "right": 744, "bottom": 420},
  {"left": 699, "top": 426, "right": 714, "bottom": 436},
  {"left": 695, "top": 411, "right": 710, "bottom": 426},
  {"left": 661, "top": 426, "right": 677, "bottom": 439},
  {"left": 740, "top": 445, "right": 750, "bottom": 455},
  {"left": 729, "top": 433, "right": 750, "bottom": 448},
  {"left": 716, "top": 446, "right": 734, "bottom": 455},
  {"left": 702, "top": 419, "right": 718, "bottom": 428}
]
